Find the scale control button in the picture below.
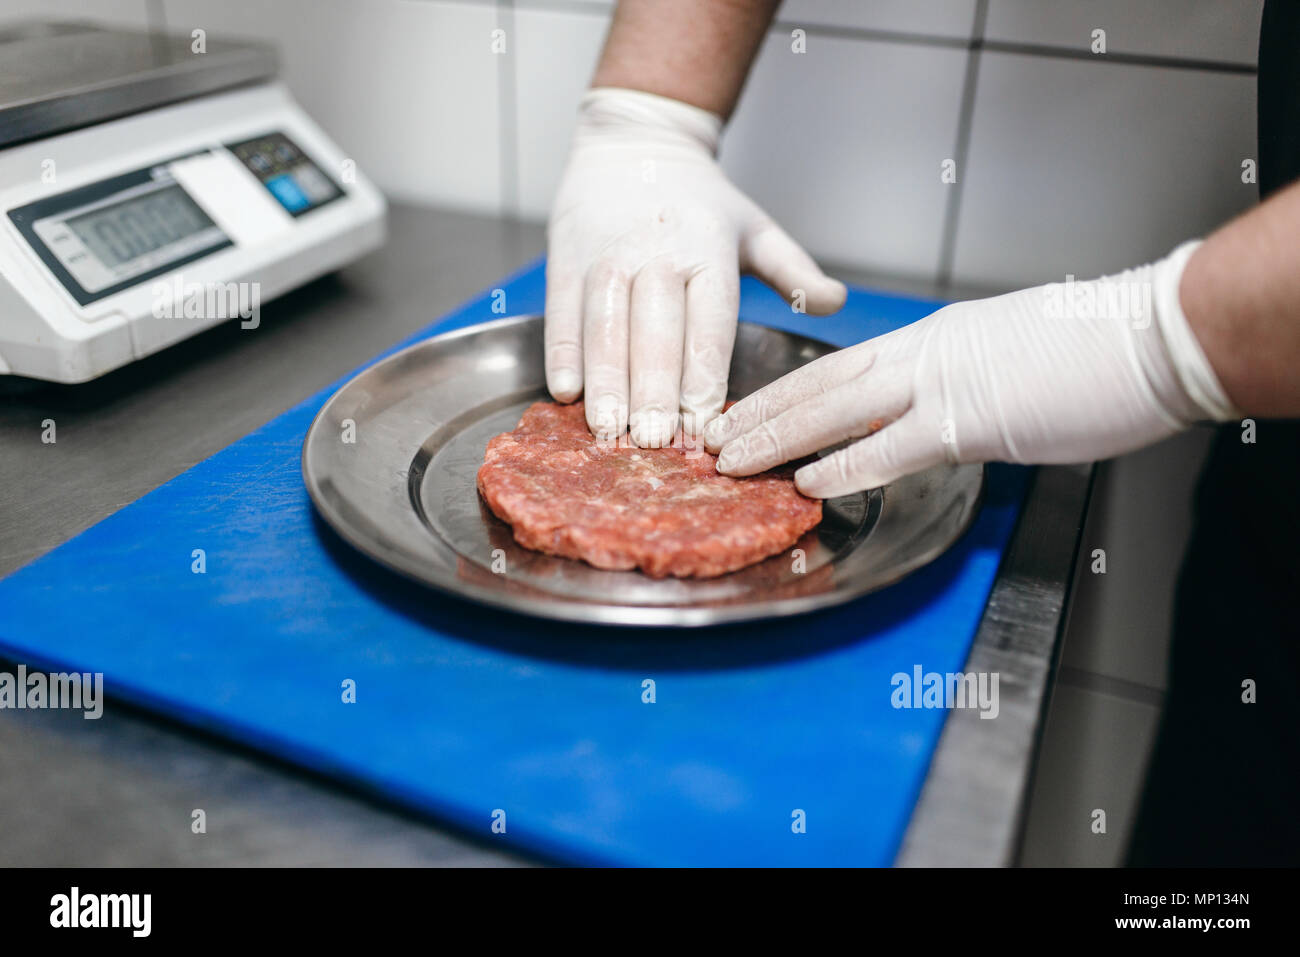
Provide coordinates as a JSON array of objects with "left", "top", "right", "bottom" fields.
[
  {"left": 264, "top": 174, "right": 310, "bottom": 213},
  {"left": 292, "top": 164, "right": 337, "bottom": 203}
]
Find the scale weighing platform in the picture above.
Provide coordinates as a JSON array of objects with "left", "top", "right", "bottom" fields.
[{"left": 0, "top": 21, "right": 386, "bottom": 383}]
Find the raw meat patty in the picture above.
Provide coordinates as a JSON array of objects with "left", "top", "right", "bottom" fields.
[{"left": 476, "top": 401, "right": 822, "bottom": 578}]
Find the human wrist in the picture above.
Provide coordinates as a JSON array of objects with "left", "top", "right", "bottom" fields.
[
  {"left": 576, "top": 87, "right": 723, "bottom": 157},
  {"left": 1151, "top": 241, "right": 1240, "bottom": 424}
]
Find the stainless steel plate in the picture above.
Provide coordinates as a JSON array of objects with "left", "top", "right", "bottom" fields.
[{"left": 302, "top": 315, "right": 983, "bottom": 627}]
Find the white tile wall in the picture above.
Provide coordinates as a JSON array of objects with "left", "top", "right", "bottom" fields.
[
  {"left": 779, "top": 0, "right": 976, "bottom": 39},
  {"left": 516, "top": 0, "right": 613, "bottom": 9},
  {"left": 1018, "top": 683, "right": 1161, "bottom": 866},
  {"left": 722, "top": 31, "right": 968, "bottom": 280},
  {"left": 514, "top": 0, "right": 978, "bottom": 37},
  {"left": 3, "top": 1, "right": 1266, "bottom": 290},
  {"left": 512, "top": 7, "right": 608, "bottom": 219},
  {"left": 1061, "top": 429, "right": 1215, "bottom": 692},
  {"left": 986, "top": 0, "right": 1264, "bottom": 65},
  {"left": 1018, "top": 432, "right": 1217, "bottom": 866},
  {"left": 163, "top": 0, "right": 504, "bottom": 213},
  {"left": 951, "top": 51, "right": 1257, "bottom": 289}
]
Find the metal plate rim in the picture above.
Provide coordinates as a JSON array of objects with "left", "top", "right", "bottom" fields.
[{"left": 302, "top": 314, "right": 985, "bottom": 628}]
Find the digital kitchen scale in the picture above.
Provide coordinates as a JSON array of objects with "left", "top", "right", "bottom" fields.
[{"left": 0, "top": 21, "right": 386, "bottom": 382}]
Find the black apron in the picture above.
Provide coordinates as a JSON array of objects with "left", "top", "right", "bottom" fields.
[{"left": 1127, "top": 0, "right": 1300, "bottom": 866}]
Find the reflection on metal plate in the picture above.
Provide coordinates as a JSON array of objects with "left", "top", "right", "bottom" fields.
[{"left": 302, "top": 315, "right": 983, "bottom": 626}]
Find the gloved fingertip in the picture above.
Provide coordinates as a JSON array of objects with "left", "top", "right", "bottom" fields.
[
  {"left": 794, "top": 460, "right": 867, "bottom": 499},
  {"left": 702, "top": 414, "right": 735, "bottom": 452},
  {"left": 792, "top": 462, "right": 821, "bottom": 497},
  {"left": 548, "top": 368, "right": 582, "bottom": 403},
  {"left": 587, "top": 395, "right": 628, "bottom": 444},
  {"left": 628, "top": 408, "right": 679, "bottom": 449},
  {"left": 805, "top": 277, "right": 848, "bottom": 316},
  {"left": 715, "top": 444, "right": 742, "bottom": 474}
]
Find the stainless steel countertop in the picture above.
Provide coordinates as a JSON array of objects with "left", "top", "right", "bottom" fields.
[{"left": 0, "top": 204, "right": 1088, "bottom": 866}]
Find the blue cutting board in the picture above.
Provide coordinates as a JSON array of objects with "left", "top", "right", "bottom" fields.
[{"left": 0, "top": 260, "right": 1027, "bottom": 866}]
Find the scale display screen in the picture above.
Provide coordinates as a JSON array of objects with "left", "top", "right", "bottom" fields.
[
  {"left": 8, "top": 132, "right": 343, "bottom": 307},
  {"left": 9, "top": 156, "right": 233, "bottom": 306},
  {"left": 63, "top": 184, "right": 217, "bottom": 271}
]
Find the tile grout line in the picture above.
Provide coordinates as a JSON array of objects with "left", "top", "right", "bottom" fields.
[
  {"left": 774, "top": 21, "right": 1258, "bottom": 75},
  {"left": 1055, "top": 664, "right": 1166, "bottom": 708},
  {"left": 935, "top": 0, "right": 988, "bottom": 298},
  {"left": 496, "top": 0, "right": 521, "bottom": 221},
  {"left": 145, "top": 0, "right": 166, "bottom": 32},
  {"left": 981, "top": 38, "right": 1257, "bottom": 75}
]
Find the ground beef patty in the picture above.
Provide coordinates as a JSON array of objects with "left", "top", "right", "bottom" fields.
[{"left": 476, "top": 401, "right": 823, "bottom": 578}]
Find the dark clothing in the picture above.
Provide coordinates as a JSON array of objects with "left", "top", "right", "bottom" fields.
[
  {"left": 1259, "top": 0, "right": 1300, "bottom": 198},
  {"left": 1128, "top": 0, "right": 1300, "bottom": 866}
]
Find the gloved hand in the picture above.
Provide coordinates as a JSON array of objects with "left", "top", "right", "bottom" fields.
[
  {"left": 704, "top": 242, "right": 1239, "bottom": 498},
  {"left": 545, "top": 87, "right": 846, "bottom": 447}
]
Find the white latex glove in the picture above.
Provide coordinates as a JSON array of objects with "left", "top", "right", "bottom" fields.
[
  {"left": 545, "top": 87, "right": 847, "bottom": 447},
  {"left": 704, "top": 241, "right": 1239, "bottom": 498}
]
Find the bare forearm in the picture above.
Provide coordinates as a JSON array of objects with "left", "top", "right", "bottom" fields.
[
  {"left": 1182, "top": 178, "right": 1300, "bottom": 417},
  {"left": 591, "top": 0, "right": 780, "bottom": 118}
]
